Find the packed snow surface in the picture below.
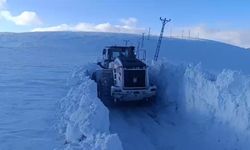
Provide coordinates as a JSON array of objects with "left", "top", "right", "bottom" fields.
[{"left": 0, "top": 32, "right": 250, "bottom": 150}]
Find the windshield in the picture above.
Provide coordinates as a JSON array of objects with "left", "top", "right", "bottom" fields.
[
  {"left": 111, "top": 50, "right": 129, "bottom": 60},
  {"left": 111, "top": 51, "right": 121, "bottom": 60}
]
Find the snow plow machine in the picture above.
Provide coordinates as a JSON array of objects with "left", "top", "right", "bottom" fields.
[{"left": 91, "top": 46, "right": 156, "bottom": 105}]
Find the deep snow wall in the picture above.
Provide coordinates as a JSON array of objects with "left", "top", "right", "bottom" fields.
[
  {"left": 184, "top": 65, "right": 250, "bottom": 133},
  {"left": 57, "top": 65, "right": 123, "bottom": 150},
  {"left": 150, "top": 61, "right": 250, "bottom": 136}
]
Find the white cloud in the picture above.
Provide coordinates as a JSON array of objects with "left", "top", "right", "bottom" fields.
[
  {"left": 0, "top": 0, "right": 6, "bottom": 9},
  {"left": 171, "top": 25, "right": 250, "bottom": 48},
  {"left": 32, "top": 18, "right": 145, "bottom": 34},
  {"left": 0, "top": 10, "right": 42, "bottom": 25},
  {"left": 32, "top": 17, "right": 250, "bottom": 48},
  {"left": 120, "top": 17, "right": 137, "bottom": 27}
]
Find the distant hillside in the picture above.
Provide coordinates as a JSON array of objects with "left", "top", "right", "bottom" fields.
[{"left": 0, "top": 32, "right": 249, "bottom": 74}]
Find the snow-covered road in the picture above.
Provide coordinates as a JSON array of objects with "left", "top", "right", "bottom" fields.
[
  {"left": 110, "top": 98, "right": 249, "bottom": 150},
  {"left": 109, "top": 103, "right": 177, "bottom": 150}
]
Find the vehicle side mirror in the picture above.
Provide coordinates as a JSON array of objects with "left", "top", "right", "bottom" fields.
[
  {"left": 97, "top": 62, "right": 105, "bottom": 69},
  {"left": 97, "top": 56, "right": 102, "bottom": 63},
  {"left": 102, "top": 49, "right": 106, "bottom": 55},
  {"left": 97, "top": 62, "right": 101, "bottom": 66}
]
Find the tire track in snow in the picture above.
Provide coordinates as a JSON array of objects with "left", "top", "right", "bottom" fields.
[
  {"left": 108, "top": 100, "right": 245, "bottom": 150},
  {"left": 109, "top": 103, "right": 178, "bottom": 150}
]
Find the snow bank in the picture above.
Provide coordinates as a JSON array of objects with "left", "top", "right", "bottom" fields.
[
  {"left": 149, "top": 60, "right": 186, "bottom": 105},
  {"left": 58, "top": 65, "right": 123, "bottom": 150},
  {"left": 184, "top": 65, "right": 250, "bottom": 133},
  {"left": 150, "top": 61, "right": 250, "bottom": 134}
]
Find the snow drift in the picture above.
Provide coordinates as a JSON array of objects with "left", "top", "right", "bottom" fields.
[
  {"left": 184, "top": 65, "right": 250, "bottom": 133},
  {"left": 151, "top": 60, "right": 250, "bottom": 136},
  {"left": 58, "top": 65, "right": 122, "bottom": 150}
]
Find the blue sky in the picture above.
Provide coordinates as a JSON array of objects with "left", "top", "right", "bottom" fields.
[{"left": 0, "top": 0, "right": 250, "bottom": 47}]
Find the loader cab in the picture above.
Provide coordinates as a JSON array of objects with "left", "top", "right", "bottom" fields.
[
  {"left": 107, "top": 46, "right": 135, "bottom": 60},
  {"left": 101, "top": 46, "right": 136, "bottom": 68}
]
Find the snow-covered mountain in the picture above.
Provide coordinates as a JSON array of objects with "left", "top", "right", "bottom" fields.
[{"left": 0, "top": 32, "right": 250, "bottom": 150}]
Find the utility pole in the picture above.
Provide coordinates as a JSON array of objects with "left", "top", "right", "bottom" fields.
[
  {"left": 154, "top": 17, "right": 171, "bottom": 61},
  {"left": 136, "top": 41, "right": 140, "bottom": 57},
  {"left": 141, "top": 33, "right": 145, "bottom": 48},
  {"left": 147, "top": 28, "right": 151, "bottom": 40},
  {"left": 170, "top": 28, "right": 172, "bottom": 38},
  {"left": 123, "top": 40, "right": 129, "bottom": 46}
]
